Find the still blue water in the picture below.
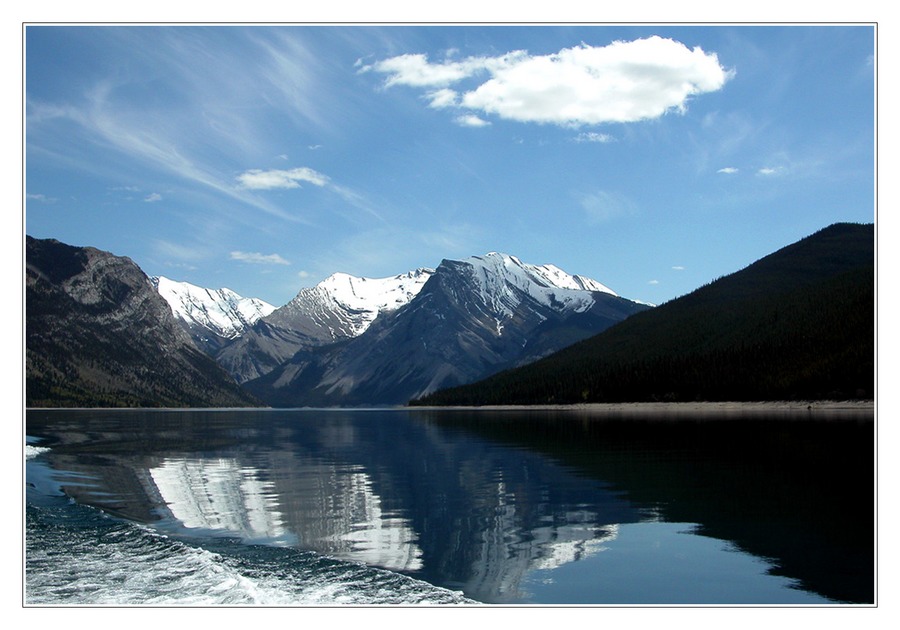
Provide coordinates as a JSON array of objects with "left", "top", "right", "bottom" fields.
[{"left": 25, "top": 407, "right": 874, "bottom": 605}]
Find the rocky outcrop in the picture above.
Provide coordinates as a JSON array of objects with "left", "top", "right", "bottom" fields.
[{"left": 26, "top": 236, "right": 259, "bottom": 407}]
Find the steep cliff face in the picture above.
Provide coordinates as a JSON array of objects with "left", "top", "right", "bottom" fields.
[{"left": 26, "top": 236, "right": 259, "bottom": 407}]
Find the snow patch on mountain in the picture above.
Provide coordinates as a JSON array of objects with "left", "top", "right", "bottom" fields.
[
  {"left": 317, "top": 269, "right": 435, "bottom": 317},
  {"left": 152, "top": 276, "right": 276, "bottom": 339},
  {"left": 272, "top": 268, "right": 434, "bottom": 339},
  {"left": 463, "top": 252, "right": 617, "bottom": 319}
]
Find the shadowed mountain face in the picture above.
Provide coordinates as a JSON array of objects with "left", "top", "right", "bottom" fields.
[
  {"left": 213, "top": 268, "right": 435, "bottom": 384},
  {"left": 26, "top": 236, "right": 259, "bottom": 408},
  {"left": 414, "top": 223, "right": 875, "bottom": 406},
  {"left": 245, "top": 254, "right": 650, "bottom": 407}
]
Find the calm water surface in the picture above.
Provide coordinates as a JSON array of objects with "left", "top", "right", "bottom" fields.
[{"left": 25, "top": 407, "right": 874, "bottom": 605}]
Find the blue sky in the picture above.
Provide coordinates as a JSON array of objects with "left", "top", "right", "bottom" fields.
[{"left": 25, "top": 24, "right": 875, "bottom": 307}]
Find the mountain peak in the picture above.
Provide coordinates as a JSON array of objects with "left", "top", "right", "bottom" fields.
[
  {"left": 153, "top": 276, "right": 276, "bottom": 343},
  {"left": 461, "top": 252, "right": 617, "bottom": 295},
  {"left": 267, "top": 266, "right": 436, "bottom": 341},
  {"left": 314, "top": 268, "right": 435, "bottom": 313},
  {"left": 438, "top": 252, "right": 618, "bottom": 320}
]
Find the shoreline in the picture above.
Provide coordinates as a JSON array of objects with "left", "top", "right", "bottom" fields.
[
  {"left": 410, "top": 400, "right": 875, "bottom": 417},
  {"left": 26, "top": 400, "right": 875, "bottom": 417}
]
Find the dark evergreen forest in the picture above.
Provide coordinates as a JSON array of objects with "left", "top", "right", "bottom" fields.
[{"left": 412, "top": 223, "right": 874, "bottom": 406}]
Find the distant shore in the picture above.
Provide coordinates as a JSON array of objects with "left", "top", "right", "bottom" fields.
[{"left": 412, "top": 400, "right": 875, "bottom": 417}]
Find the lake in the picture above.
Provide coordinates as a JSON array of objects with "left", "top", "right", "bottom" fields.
[{"left": 25, "top": 406, "right": 874, "bottom": 606}]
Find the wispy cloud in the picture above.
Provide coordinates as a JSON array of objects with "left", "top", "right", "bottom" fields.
[
  {"left": 757, "top": 166, "right": 784, "bottom": 176},
  {"left": 236, "top": 167, "right": 329, "bottom": 190},
  {"left": 717, "top": 167, "right": 739, "bottom": 174},
  {"left": 25, "top": 29, "right": 336, "bottom": 224},
  {"left": 26, "top": 193, "right": 56, "bottom": 203},
  {"left": 577, "top": 190, "right": 636, "bottom": 224},
  {"left": 365, "top": 36, "right": 732, "bottom": 127},
  {"left": 575, "top": 132, "right": 615, "bottom": 143},
  {"left": 144, "top": 192, "right": 163, "bottom": 202},
  {"left": 672, "top": 265, "right": 685, "bottom": 271},
  {"left": 230, "top": 251, "right": 291, "bottom": 265},
  {"left": 153, "top": 239, "right": 209, "bottom": 262},
  {"left": 233, "top": 165, "right": 380, "bottom": 221}
]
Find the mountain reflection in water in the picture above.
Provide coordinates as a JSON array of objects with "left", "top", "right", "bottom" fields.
[{"left": 26, "top": 406, "right": 873, "bottom": 604}]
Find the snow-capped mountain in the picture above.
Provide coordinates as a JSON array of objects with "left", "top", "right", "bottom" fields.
[
  {"left": 268, "top": 268, "right": 434, "bottom": 340},
  {"left": 246, "top": 252, "right": 651, "bottom": 406},
  {"left": 152, "top": 276, "right": 276, "bottom": 353},
  {"left": 215, "top": 268, "right": 434, "bottom": 383},
  {"left": 456, "top": 252, "right": 617, "bottom": 321}
]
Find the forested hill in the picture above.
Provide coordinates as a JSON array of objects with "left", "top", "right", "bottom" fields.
[{"left": 411, "top": 223, "right": 874, "bottom": 406}]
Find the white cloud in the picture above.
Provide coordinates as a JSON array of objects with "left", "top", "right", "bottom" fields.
[
  {"left": 757, "top": 166, "right": 783, "bottom": 176},
  {"left": 26, "top": 193, "right": 55, "bottom": 203},
  {"left": 235, "top": 165, "right": 378, "bottom": 220},
  {"left": 717, "top": 167, "right": 739, "bottom": 174},
  {"left": 648, "top": 279, "right": 660, "bottom": 285},
  {"left": 297, "top": 270, "right": 311, "bottom": 279},
  {"left": 427, "top": 88, "right": 459, "bottom": 109},
  {"left": 575, "top": 132, "right": 615, "bottom": 143},
  {"left": 366, "top": 53, "right": 496, "bottom": 88},
  {"left": 672, "top": 265, "right": 685, "bottom": 271},
  {"left": 369, "top": 37, "right": 732, "bottom": 127},
  {"left": 144, "top": 192, "right": 163, "bottom": 202},
  {"left": 236, "top": 167, "right": 329, "bottom": 190},
  {"left": 455, "top": 114, "right": 491, "bottom": 127},
  {"left": 230, "top": 251, "right": 290, "bottom": 265}
]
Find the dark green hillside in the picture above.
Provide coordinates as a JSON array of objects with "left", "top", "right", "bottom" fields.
[{"left": 412, "top": 223, "right": 874, "bottom": 406}]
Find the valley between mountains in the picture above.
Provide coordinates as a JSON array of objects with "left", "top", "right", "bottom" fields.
[{"left": 25, "top": 222, "right": 874, "bottom": 408}]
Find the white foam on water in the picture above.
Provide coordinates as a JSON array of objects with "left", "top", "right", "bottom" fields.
[
  {"left": 25, "top": 503, "right": 474, "bottom": 606},
  {"left": 26, "top": 444, "right": 51, "bottom": 459}
]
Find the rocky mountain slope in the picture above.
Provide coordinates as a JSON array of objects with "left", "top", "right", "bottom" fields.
[
  {"left": 214, "top": 268, "right": 433, "bottom": 383},
  {"left": 245, "top": 252, "right": 650, "bottom": 406},
  {"left": 26, "top": 236, "right": 259, "bottom": 407}
]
